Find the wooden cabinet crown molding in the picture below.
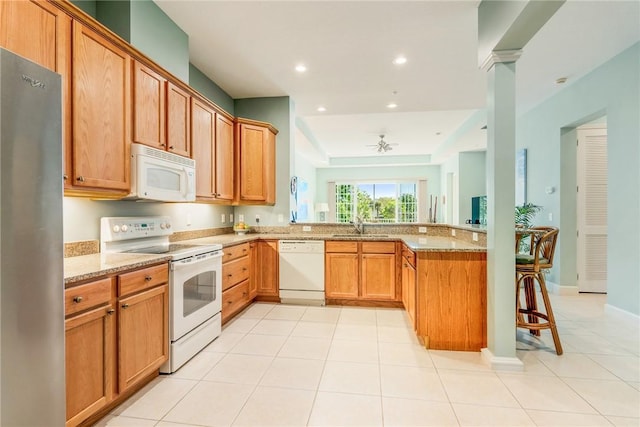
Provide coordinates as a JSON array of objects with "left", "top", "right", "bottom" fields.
[{"left": 235, "top": 117, "right": 279, "bottom": 135}]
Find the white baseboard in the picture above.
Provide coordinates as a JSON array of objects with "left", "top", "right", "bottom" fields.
[
  {"left": 547, "top": 281, "right": 579, "bottom": 296},
  {"left": 605, "top": 304, "right": 640, "bottom": 324},
  {"left": 481, "top": 348, "right": 524, "bottom": 371}
]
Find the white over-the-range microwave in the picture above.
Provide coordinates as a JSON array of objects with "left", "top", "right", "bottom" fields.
[{"left": 125, "top": 143, "right": 196, "bottom": 202}]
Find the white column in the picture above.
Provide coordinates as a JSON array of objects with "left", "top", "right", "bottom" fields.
[{"left": 482, "top": 50, "right": 524, "bottom": 370}]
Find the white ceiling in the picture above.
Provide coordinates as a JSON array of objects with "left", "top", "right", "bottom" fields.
[{"left": 154, "top": 0, "right": 640, "bottom": 167}]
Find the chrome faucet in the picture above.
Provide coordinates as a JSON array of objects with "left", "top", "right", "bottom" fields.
[{"left": 351, "top": 216, "right": 365, "bottom": 235}]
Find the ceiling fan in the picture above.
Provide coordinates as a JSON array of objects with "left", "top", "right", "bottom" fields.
[{"left": 366, "top": 134, "right": 398, "bottom": 153}]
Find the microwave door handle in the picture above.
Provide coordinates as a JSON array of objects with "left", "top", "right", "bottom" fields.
[{"left": 184, "top": 167, "right": 193, "bottom": 197}]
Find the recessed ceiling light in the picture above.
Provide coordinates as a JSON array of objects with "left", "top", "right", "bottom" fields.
[
  {"left": 387, "top": 103, "right": 398, "bottom": 109},
  {"left": 295, "top": 64, "right": 307, "bottom": 73},
  {"left": 393, "top": 56, "right": 407, "bottom": 65},
  {"left": 317, "top": 106, "right": 326, "bottom": 112}
]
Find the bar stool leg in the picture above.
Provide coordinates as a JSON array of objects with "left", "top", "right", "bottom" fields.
[
  {"left": 537, "top": 272, "right": 563, "bottom": 355},
  {"left": 524, "top": 276, "right": 540, "bottom": 336}
]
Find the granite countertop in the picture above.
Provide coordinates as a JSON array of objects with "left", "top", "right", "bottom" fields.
[
  {"left": 180, "top": 232, "right": 485, "bottom": 252},
  {"left": 64, "top": 253, "right": 172, "bottom": 285},
  {"left": 64, "top": 232, "right": 484, "bottom": 285}
]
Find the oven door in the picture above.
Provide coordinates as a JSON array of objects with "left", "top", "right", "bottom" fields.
[{"left": 171, "top": 250, "right": 223, "bottom": 341}]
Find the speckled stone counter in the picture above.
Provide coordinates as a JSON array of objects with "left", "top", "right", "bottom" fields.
[
  {"left": 64, "top": 253, "right": 171, "bottom": 286},
  {"left": 180, "top": 232, "right": 485, "bottom": 252}
]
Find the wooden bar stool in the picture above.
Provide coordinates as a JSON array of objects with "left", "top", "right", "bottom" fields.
[{"left": 515, "top": 226, "right": 563, "bottom": 355}]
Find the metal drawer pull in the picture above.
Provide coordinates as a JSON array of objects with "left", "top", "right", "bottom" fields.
[
  {"left": 73, "top": 296, "right": 83, "bottom": 303},
  {"left": 144, "top": 275, "right": 152, "bottom": 281},
  {"left": 107, "top": 308, "right": 115, "bottom": 315},
  {"left": 121, "top": 303, "right": 130, "bottom": 309}
]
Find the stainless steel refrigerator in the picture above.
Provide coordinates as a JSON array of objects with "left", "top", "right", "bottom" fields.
[{"left": 0, "top": 48, "right": 65, "bottom": 425}]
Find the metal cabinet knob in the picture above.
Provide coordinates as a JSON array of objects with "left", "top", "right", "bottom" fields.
[
  {"left": 73, "top": 296, "right": 83, "bottom": 303},
  {"left": 121, "top": 303, "right": 130, "bottom": 309},
  {"left": 169, "top": 145, "right": 174, "bottom": 150},
  {"left": 63, "top": 174, "right": 68, "bottom": 181},
  {"left": 77, "top": 176, "right": 85, "bottom": 182},
  {"left": 107, "top": 308, "right": 115, "bottom": 315},
  {"left": 144, "top": 275, "right": 152, "bottom": 281}
]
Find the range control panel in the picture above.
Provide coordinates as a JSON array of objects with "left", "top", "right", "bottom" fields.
[{"left": 100, "top": 216, "right": 172, "bottom": 242}]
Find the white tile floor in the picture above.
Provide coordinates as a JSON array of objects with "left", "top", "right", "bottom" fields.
[{"left": 98, "top": 293, "right": 640, "bottom": 426}]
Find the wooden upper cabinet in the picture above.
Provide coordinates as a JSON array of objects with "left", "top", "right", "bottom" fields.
[
  {"left": 72, "top": 21, "right": 130, "bottom": 192},
  {"left": 132, "top": 61, "right": 165, "bottom": 150},
  {"left": 166, "top": 82, "right": 191, "bottom": 157},
  {"left": 0, "top": 0, "right": 70, "bottom": 72},
  {"left": 235, "top": 118, "right": 278, "bottom": 205},
  {"left": 215, "top": 114, "right": 234, "bottom": 201},
  {"left": 0, "top": 0, "right": 72, "bottom": 188},
  {"left": 191, "top": 97, "right": 215, "bottom": 198}
]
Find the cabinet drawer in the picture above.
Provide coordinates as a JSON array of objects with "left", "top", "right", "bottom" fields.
[
  {"left": 362, "top": 241, "right": 396, "bottom": 254},
  {"left": 65, "top": 277, "right": 112, "bottom": 316},
  {"left": 118, "top": 264, "right": 169, "bottom": 297},
  {"left": 402, "top": 248, "right": 416, "bottom": 267},
  {"left": 222, "top": 243, "right": 250, "bottom": 263},
  {"left": 326, "top": 241, "right": 358, "bottom": 253},
  {"left": 222, "top": 280, "right": 250, "bottom": 322},
  {"left": 222, "top": 256, "right": 250, "bottom": 291}
]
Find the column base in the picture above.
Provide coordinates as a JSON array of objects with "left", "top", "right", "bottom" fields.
[{"left": 481, "top": 348, "right": 524, "bottom": 371}]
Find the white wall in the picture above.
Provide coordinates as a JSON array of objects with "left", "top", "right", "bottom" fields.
[
  {"left": 63, "top": 197, "right": 233, "bottom": 242},
  {"left": 459, "top": 151, "right": 487, "bottom": 223},
  {"left": 294, "top": 152, "right": 318, "bottom": 222}
]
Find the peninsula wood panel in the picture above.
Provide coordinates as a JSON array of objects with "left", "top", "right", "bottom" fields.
[
  {"left": 166, "top": 82, "right": 191, "bottom": 157},
  {"left": 191, "top": 97, "right": 215, "bottom": 198},
  {"left": 417, "top": 251, "right": 487, "bottom": 351},
  {"left": 132, "top": 61, "right": 165, "bottom": 149},
  {"left": 72, "top": 21, "right": 130, "bottom": 191}
]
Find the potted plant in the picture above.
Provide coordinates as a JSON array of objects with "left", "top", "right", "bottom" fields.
[{"left": 515, "top": 203, "right": 542, "bottom": 253}]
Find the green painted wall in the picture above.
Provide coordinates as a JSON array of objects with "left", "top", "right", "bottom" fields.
[
  {"left": 517, "top": 42, "right": 640, "bottom": 315},
  {"left": 96, "top": 1, "right": 130, "bottom": 42},
  {"left": 189, "top": 64, "right": 235, "bottom": 115},
  {"left": 70, "top": 0, "right": 96, "bottom": 18},
  {"left": 234, "top": 97, "right": 294, "bottom": 226}
]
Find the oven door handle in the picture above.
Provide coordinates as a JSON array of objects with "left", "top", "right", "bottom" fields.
[{"left": 172, "top": 250, "right": 224, "bottom": 267}]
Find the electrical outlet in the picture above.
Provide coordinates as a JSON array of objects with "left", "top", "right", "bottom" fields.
[
  {"left": 221, "top": 214, "right": 225, "bottom": 223},
  {"left": 418, "top": 226, "right": 427, "bottom": 233},
  {"left": 186, "top": 213, "right": 192, "bottom": 226},
  {"left": 302, "top": 225, "right": 312, "bottom": 232},
  {"left": 255, "top": 214, "right": 260, "bottom": 224},
  {"left": 472, "top": 232, "right": 478, "bottom": 242},
  {"left": 278, "top": 214, "right": 284, "bottom": 223},
  {"left": 418, "top": 238, "right": 427, "bottom": 244},
  {"left": 451, "top": 229, "right": 456, "bottom": 237},
  {"left": 230, "top": 214, "right": 234, "bottom": 223},
  {"left": 238, "top": 214, "right": 244, "bottom": 222}
]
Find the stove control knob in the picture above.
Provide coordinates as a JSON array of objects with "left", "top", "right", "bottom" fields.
[
  {"left": 112, "top": 225, "right": 120, "bottom": 233},
  {"left": 166, "top": 222, "right": 172, "bottom": 229},
  {"left": 121, "top": 225, "right": 129, "bottom": 232},
  {"left": 160, "top": 223, "right": 166, "bottom": 229}
]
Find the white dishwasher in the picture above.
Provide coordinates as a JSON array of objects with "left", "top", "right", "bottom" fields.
[{"left": 278, "top": 240, "right": 325, "bottom": 305}]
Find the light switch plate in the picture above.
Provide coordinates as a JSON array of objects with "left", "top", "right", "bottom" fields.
[
  {"left": 302, "top": 225, "right": 312, "bottom": 232},
  {"left": 418, "top": 227, "right": 427, "bottom": 233},
  {"left": 451, "top": 229, "right": 456, "bottom": 237},
  {"left": 278, "top": 214, "right": 284, "bottom": 223},
  {"left": 472, "top": 232, "right": 478, "bottom": 242},
  {"left": 230, "top": 214, "right": 234, "bottom": 223},
  {"left": 548, "top": 212, "right": 553, "bottom": 221},
  {"left": 186, "top": 213, "right": 192, "bottom": 226},
  {"left": 221, "top": 214, "right": 225, "bottom": 223},
  {"left": 238, "top": 214, "right": 244, "bottom": 222}
]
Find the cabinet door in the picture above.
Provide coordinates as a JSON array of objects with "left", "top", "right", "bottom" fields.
[
  {"left": 264, "top": 129, "right": 276, "bottom": 204},
  {"left": 132, "top": 61, "right": 165, "bottom": 150},
  {"left": 401, "top": 261, "right": 409, "bottom": 309},
  {"left": 191, "top": 98, "right": 215, "bottom": 198},
  {"left": 325, "top": 253, "right": 359, "bottom": 299},
  {"left": 238, "top": 123, "right": 267, "bottom": 201},
  {"left": 167, "top": 82, "right": 191, "bottom": 157},
  {"left": 72, "top": 22, "right": 130, "bottom": 191},
  {"left": 256, "top": 240, "right": 279, "bottom": 297},
  {"left": 249, "top": 242, "right": 258, "bottom": 299},
  {"left": 118, "top": 284, "right": 169, "bottom": 392},
  {"left": 0, "top": 0, "right": 72, "bottom": 188},
  {"left": 406, "top": 263, "right": 416, "bottom": 329},
  {"left": 361, "top": 253, "right": 396, "bottom": 300},
  {"left": 215, "top": 114, "right": 234, "bottom": 200},
  {"left": 66, "top": 304, "right": 115, "bottom": 427}
]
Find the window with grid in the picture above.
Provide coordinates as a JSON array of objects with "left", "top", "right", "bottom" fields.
[{"left": 334, "top": 182, "right": 418, "bottom": 223}]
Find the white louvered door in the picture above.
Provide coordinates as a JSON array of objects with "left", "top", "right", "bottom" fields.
[{"left": 577, "top": 127, "right": 608, "bottom": 293}]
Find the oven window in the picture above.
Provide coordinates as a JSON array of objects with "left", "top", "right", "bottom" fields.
[{"left": 183, "top": 271, "right": 216, "bottom": 317}]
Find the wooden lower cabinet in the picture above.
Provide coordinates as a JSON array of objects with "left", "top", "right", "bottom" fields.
[
  {"left": 248, "top": 241, "right": 258, "bottom": 299},
  {"left": 401, "top": 245, "right": 417, "bottom": 329},
  {"left": 65, "top": 303, "right": 115, "bottom": 427},
  {"left": 222, "top": 242, "right": 253, "bottom": 323},
  {"left": 416, "top": 251, "right": 487, "bottom": 351},
  {"left": 65, "top": 263, "right": 169, "bottom": 427},
  {"left": 325, "top": 240, "right": 399, "bottom": 305},
  {"left": 255, "top": 240, "right": 279, "bottom": 299}
]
